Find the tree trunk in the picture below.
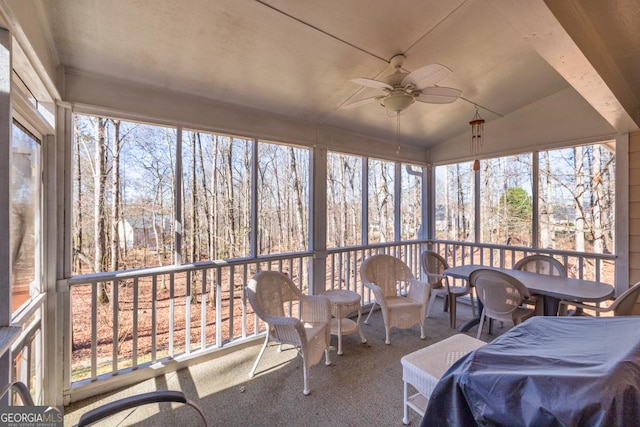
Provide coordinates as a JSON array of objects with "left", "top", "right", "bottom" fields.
[
  {"left": 74, "top": 119, "right": 83, "bottom": 273},
  {"left": 592, "top": 146, "right": 605, "bottom": 253},
  {"left": 111, "top": 119, "right": 121, "bottom": 272},
  {"left": 211, "top": 135, "right": 219, "bottom": 259},
  {"left": 272, "top": 150, "right": 285, "bottom": 250},
  {"left": 191, "top": 132, "right": 197, "bottom": 262},
  {"left": 95, "top": 118, "right": 109, "bottom": 304},
  {"left": 226, "top": 141, "right": 237, "bottom": 255},
  {"left": 380, "top": 163, "right": 392, "bottom": 242},
  {"left": 574, "top": 147, "right": 585, "bottom": 252},
  {"left": 289, "top": 147, "right": 306, "bottom": 248},
  {"left": 196, "top": 132, "right": 212, "bottom": 259},
  {"left": 456, "top": 164, "right": 465, "bottom": 240},
  {"left": 539, "top": 152, "right": 552, "bottom": 248},
  {"left": 151, "top": 163, "right": 166, "bottom": 289}
]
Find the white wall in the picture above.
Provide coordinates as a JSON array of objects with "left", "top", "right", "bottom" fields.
[
  {"left": 428, "top": 87, "right": 618, "bottom": 164},
  {"left": 62, "top": 69, "right": 428, "bottom": 164}
]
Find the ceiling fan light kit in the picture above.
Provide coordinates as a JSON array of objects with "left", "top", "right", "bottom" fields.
[{"left": 381, "top": 92, "right": 415, "bottom": 114}]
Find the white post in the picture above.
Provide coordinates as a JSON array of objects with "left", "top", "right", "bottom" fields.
[
  {"left": 0, "top": 26, "right": 12, "bottom": 398},
  {"left": 310, "top": 146, "right": 327, "bottom": 294}
]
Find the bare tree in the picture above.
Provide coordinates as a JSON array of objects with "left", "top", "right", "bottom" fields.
[
  {"left": 110, "top": 119, "right": 122, "bottom": 272},
  {"left": 95, "top": 118, "right": 109, "bottom": 303},
  {"left": 190, "top": 132, "right": 198, "bottom": 262},
  {"left": 74, "top": 120, "right": 84, "bottom": 273},
  {"left": 225, "top": 141, "right": 237, "bottom": 254},
  {"left": 574, "top": 147, "right": 586, "bottom": 252},
  {"left": 539, "top": 152, "right": 552, "bottom": 248},
  {"left": 289, "top": 146, "right": 306, "bottom": 248}
]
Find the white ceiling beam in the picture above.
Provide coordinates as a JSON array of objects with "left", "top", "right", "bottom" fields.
[{"left": 491, "top": 0, "right": 638, "bottom": 133}]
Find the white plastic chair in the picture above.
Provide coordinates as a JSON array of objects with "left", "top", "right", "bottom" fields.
[
  {"left": 421, "top": 250, "right": 475, "bottom": 328},
  {"left": 514, "top": 254, "right": 566, "bottom": 315},
  {"left": 559, "top": 281, "right": 640, "bottom": 316},
  {"left": 514, "top": 254, "right": 567, "bottom": 276},
  {"left": 360, "top": 254, "right": 430, "bottom": 344},
  {"left": 470, "top": 268, "right": 535, "bottom": 339},
  {"left": 245, "top": 270, "right": 332, "bottom": 395}
]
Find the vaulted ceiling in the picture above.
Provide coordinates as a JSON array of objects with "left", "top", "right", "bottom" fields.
[{"left": 11, "top": 0, "right": 640, "bottom": 151}]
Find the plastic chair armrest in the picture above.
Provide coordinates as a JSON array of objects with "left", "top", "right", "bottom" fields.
[
  {"left": 558, "top": 299, "right": 610, "bottom": 314},
  {"left": 0, "top": 381, "right": 34, "bottom": 406},
  {"left": 75, "top": 390, "right": 207, "bottom": 427}
]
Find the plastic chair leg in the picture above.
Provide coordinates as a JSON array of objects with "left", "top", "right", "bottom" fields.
[
  {"left": 426, "top": 291, "right": 439, "bottom": 317},
  {"left": 449, "top": 295, "right": 457, "bottom": 328},
  {"left": 476, "top": 310, "right": 486, "bottom": 340}
]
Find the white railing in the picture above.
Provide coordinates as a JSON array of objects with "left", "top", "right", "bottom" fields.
[
  {"left": 428, "top": 240, "right": 615, "bottom": 283},
  {"left": 326, "top": 241, "right": 428, "bottom": 303},
  {"left": 65, "top": 240, "right": 615, "bottom": 401},
  {"left": 66, "top": 252, "right": 313, "bottom": 399}
]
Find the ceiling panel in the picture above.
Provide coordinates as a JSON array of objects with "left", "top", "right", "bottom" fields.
[{"left": 36, "top": 0, "right": 637, "bottom": 151}]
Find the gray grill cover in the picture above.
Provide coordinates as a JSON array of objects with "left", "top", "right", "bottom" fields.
[{"left": 422, "top": 316, "right": 640, "bottom": 427}]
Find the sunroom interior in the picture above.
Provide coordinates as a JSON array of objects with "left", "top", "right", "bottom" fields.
[{"left": 1, "top": 0, "right": 640, "bottom": 422}]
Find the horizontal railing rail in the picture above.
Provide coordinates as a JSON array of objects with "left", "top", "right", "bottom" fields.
[
  {"left": 428, "top": 240, "right": 616, "bottom": 283},
  {"left": 65, "top": 240, "right": 615, "bottom": 401}
]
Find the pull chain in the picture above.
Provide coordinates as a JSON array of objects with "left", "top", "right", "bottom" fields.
[{"left": 396, "top": 113, "right": 401, "bottom": 156}]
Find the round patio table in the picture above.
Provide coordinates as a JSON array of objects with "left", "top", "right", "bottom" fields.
[{"left": 322, "top": 289, "right": 367, "bottom": 355}]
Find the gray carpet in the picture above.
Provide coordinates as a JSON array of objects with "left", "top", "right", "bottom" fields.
[{"left": 64, "top": 300, "right": 509, "bottom": 426}]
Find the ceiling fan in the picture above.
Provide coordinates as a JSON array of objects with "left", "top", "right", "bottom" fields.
[{"left": 343, "top": 54, "right": 462, "bottom": 115}]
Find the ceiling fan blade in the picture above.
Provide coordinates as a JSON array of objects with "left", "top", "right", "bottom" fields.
[
  {"left": 402, "top": 64, "right": 451, "bottom": 89},
  {"left": 341, "top": 96, "right": 382, "bottom": 110},
  {"left": 415, "top": 94, "right": 459, "bottom": 104},
  {"left": 415, "top": 86, "right": 462, "bottom": 104},
  {"left": 422, "top": 86, "right": 462, "bottom": 98},
  {"left": 349, "top": 78, "right": 393, "bottom": 91}
]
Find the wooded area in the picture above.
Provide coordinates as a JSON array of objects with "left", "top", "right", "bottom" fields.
[
  {"left": 74, "top": 114, "right": 615, "bottom": 286},
  {"left": 72, "top": 114, "right": 424, "bottom": 284},
  {"left": 435, "top": 144, "right": 616, "bottom": 253}
]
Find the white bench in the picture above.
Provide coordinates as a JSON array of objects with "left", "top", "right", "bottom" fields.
[{"left": 401, "top": 334, "right": 485, "bottom": 425}]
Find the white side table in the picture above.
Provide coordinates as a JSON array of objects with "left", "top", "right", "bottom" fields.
[
  {"left": 401, "top": 334, "right": 485, "bottom": 425},
  {"left": 322, "top": 289, "right": 367, "bottom": 355}
]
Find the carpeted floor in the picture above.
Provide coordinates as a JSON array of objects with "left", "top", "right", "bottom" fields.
[{"left": 64, "top": 299, "right": 510, "bottom": 426}]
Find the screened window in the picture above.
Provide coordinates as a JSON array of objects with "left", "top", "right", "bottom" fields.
[
  {"left": 434, "top": 142, "right": 615, "bottom": 255},
  {"left": 183, "top": 130, "right": 251, "bottom": 260},
  {"left": 434, "top": 162, "right": 474, "bottom": 241},
  {"left": 257, "top": 141, "right": 309, "bottom": 255},
  {"left": 538, "top": 144, "right": 615, "bottom": 252},
  {"left": 401, "top": 163, "right": 423, "bottom": 240},
  {"left": 327, "top": 152, "right": 362, "bottom": 248},
  {"left": 479, "top": 154, "right": 532, "bottom": 245},
  {"left": 72, "top": 115, "right": 177, "bottom": 273}
]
